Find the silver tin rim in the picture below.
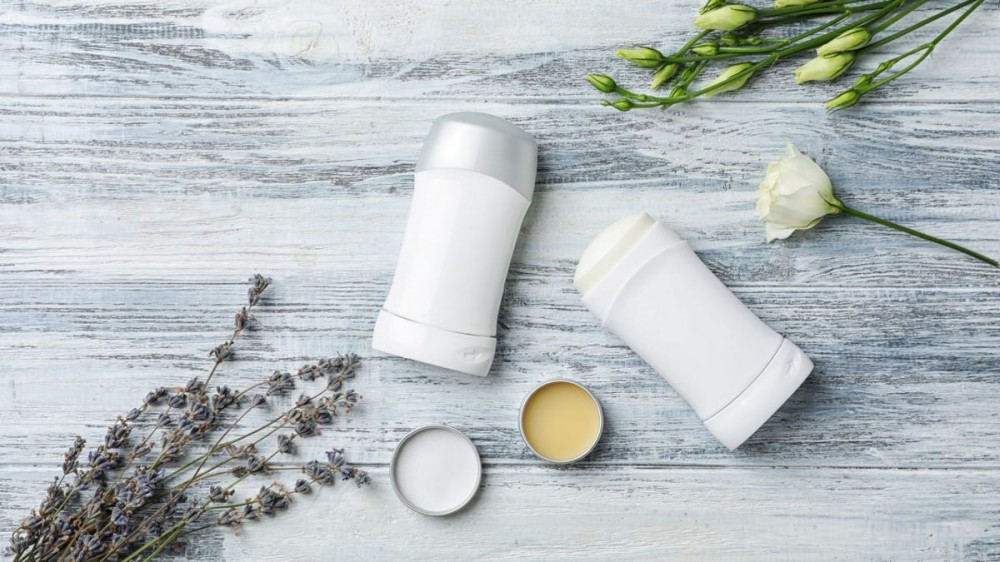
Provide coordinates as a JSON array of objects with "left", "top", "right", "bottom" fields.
[
  {"left": 519, "top": 379, "right": 604, "bottom": 464},
  {"left": 389, "top": 424, "right": 482, "bottom": 516}
]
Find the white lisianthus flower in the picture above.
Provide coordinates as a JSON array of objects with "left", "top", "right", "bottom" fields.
[
  {"left": 756, "top": 143, "right": 844, "bottom": 242},
  {"left": 754, "top": 145, "right": 997, "bottom": 266},
  {"left": 794, "top": 52, "right": 855, "bottom": 83},
  {"left": 816, "top": 28, "right": 872, "bottom": 57},
  {"left": 705, "top": 62, "right": 756, "bottom": 96},
  {"left": 694, "top": 4, "right": 757, "bottom": 31}
]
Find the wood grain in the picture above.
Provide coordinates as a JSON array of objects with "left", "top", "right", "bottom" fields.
[{"left": 1, "top": 0, "right": 999, "bottom": 559}]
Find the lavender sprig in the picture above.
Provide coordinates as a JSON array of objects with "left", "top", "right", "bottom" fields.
[{"left": 8, "top": 275, "right": 369, "bottom": 562}]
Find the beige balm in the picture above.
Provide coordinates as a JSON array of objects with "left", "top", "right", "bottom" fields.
[{"left": 519, "top": 380, "right": 604, "bottom": 463}]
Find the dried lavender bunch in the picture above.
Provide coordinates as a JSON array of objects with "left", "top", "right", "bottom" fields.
[{"left": 8, "top": 275, "right": 369, "bottom": 562}]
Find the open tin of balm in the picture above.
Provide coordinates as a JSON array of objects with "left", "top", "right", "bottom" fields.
[
  {"left": 390, "top": 425, "right": 482, "bottom": 516},
  {"left": 519, "top": 380, "right": 604, "bottom": 463}
]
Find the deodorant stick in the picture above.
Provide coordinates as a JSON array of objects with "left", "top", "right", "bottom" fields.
[
  {"left": 574, "top": 212, "right": 813, "bottom": 449},
  {"left": 373, "top": 112, "right": 537, "bottom": 376}
]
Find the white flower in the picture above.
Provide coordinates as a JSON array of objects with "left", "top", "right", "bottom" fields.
[
  {"left": 757, "top": 143, "right": 844, "bottom": 242},
  {"left": 615, "top": 47, "right": 664, "bottom": 69},
  {"left": 816, "top": 28, "right": 872, "bottom": 57},
  {"left": 704, "top": 62, "right": 756, "bottom": 96},
  {"left": 794, "top": 52, "right": 855, "bottom": 83},
  {"left": 694, "top": 4, "right": 757, "bottom": 31}
]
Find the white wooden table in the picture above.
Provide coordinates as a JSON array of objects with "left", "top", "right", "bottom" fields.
[{"left": 2, "top": 1, "right": 999, "bottom": 560}]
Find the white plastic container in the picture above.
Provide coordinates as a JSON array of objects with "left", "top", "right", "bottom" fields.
[
  {"left": 373, "top": 112, "right": 537, "bottom": 376},
  {"left": 574, "top": 212, "right": 813, "bottom": 449}
]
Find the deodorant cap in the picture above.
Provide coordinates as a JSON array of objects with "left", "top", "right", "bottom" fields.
[{"left": 416, "top": 112, "right": 538, "bottom": 200}]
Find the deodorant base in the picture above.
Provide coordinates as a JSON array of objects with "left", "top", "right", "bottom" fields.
[
  {"left": 372, "top": 309, "right": 497, "bottom": 376},
  {"left": 702, "top": 338, "right": 813, "bottom": 450}
]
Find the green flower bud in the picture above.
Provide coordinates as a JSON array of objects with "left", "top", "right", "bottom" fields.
[
  {"left": 691, "top": 41, "right": 720, "bottom": 55},
  {"left": 816, "top": 28, "right": 872, "bottom": 56},
  {"left": 585, "top": 74, "right": 618, "bottom": 93},
  {"left": 669, "top": 85, "right": 687, "bottom": 99},
  {"left": 603, "top": 98, "right": 635, "bottom": 112},
  {"left": 694, "top": 4, "right": 757, "bottom": 31},
  {"left": 721, "top": 33, "right": 740, "bottom": 46},
  {"left": 616, "top": 47, "right": 664, "bottom": 69},
  {"left": 824, "top": 89, "right": 861, "bottom": 111},
  {"left": 773, "top": 0, "right": 822, "bottom": 8},
  {"left": 650, "top": 64, "right": 680, "bottom": 90},
  {"left": 852, "top": 73, "right": 873, "bottom": 90},
  {"left": 794, "top": 52, "right": 855, "bottom": 84},
  {"left": 705, "top": 62, "right": 756, "bottom": 96}
]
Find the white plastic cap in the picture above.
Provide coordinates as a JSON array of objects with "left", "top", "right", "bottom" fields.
[{"left": 416, "top": 112, "right": 537, "bottom": 200}]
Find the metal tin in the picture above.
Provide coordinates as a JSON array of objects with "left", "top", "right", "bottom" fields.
[
  {"left": 389, "top": 424, "right": 482, "bottom": 516},
  {"left": 519, "top": 379, "right": 604, "bottom": 464}
]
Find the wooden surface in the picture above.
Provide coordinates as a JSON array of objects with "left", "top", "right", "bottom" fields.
[{"left": 2, "top": 0, "right": 999, "bottom": 560}]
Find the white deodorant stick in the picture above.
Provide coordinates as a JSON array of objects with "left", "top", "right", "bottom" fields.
[
  {"left": 574, "top": 212, "right": 813, "bottom": 449},
  {"left": 373, "top": 112, "right": 537, "bottom": 376}
]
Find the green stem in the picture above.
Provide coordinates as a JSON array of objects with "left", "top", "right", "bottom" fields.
[
  {"left": 678, "top": 29, "right": 712, "bottom": 55},
  {"left": 840, "top": 206, "right": 997, "bottom": 266},
  {"left": 870, "top": 0, "right": 931, "bottom": 32},
  {"left": 774, "top": 0, "right": 903, "bottom": 55},
  {"left": 621, "top": 0, "right": 904, "bottom": 105},
  {"left": 757, "top": 0, "right": 889, "bottom": 17},
  {"left": 756, "top": 0, "right": 895, "bottom": 25},
  {"left": 719, "top": 9, "right": 853, "bottom": 55},
  {"left": 678, "top": 61, "right": 708, "bottom": 88},
  {"left": 864, "top": 0, "right": 978, "bottom": 51},
  {"left": 661, "top": 0, "right": 902, "bottom": 65},
  {"left": 861, "top": 0, "right": 984, "bottom": 91}
]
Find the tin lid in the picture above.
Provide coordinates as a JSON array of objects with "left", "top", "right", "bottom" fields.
[
  {"left": 389, "top": 425, "right": 482, "bottom": 516},
  {"left": 416, "top": 112, "right": 538, "bottom": 201}
]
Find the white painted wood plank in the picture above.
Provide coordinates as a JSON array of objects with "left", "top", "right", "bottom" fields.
[
  {"left": 0, "top": 0, "right": 997, "bottom": 102},
  {"left": 2, "top": 276, "right": 999, "bottom": 468},
  {"left": 0, "top": 100, "right": 997, "bottom": 282},
  {"left": 4, "top": 465, "right": 998, "bottom": 560}
]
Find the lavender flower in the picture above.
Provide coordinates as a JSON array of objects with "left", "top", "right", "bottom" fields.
[
  {"left": 104, "top": 418, "right": 131, "bottom": 449},
  {"left": 247, "top": 274, "right": 271, "bottom": 306},
  {"left": 62, "top": 437, "right": 86, "bottom": 475},
  {"left": 234, "top": 306, "right": 254, "bottom": 331},
  {"left": 208, "top": 485, "right": 233, "bottom": 503},
  {"left": 144, "top": 387, "right": 169, "bottom": 406},
  {"left": 209, "top": 341, "right": 233, "bottom": 361},
  {"left": 266, "top": 371, "right": 295, "bottom": 396},
  {"left": 9, "top": 276, "right": 368, "bottom": 562},
  {"left": 277, "top": 434, "right": 296, "bottom": 455}
]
